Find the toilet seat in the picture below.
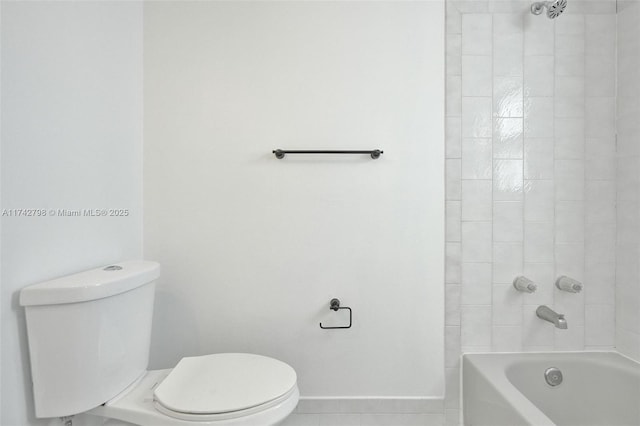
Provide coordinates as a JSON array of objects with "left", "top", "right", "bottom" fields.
[
  {"left": 89, "top": 354, "right": 299, "bottom": 426},
  {"left": 153, "top": 353, "right": 298, "bottom": 421}
]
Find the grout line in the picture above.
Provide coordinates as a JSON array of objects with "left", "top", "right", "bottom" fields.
[
  {"left": 490, "top": 11, "right": 495, "bottom": 351},
  {"left": 552, "top": 13, "right": 558, "bottom": 350},
  {"left": 582, "top": 15, "right": 587, "bottom": 347},
  {"left": 520, "top": 11, "right": 526, "bottom": 352}
]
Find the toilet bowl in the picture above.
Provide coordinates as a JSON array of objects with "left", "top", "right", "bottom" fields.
[
  {"left": 89, "top": 354, "right": 299, "bottom": 425},
  {"left": 20, "top": 261, "right": 298, "bottom": 425}
]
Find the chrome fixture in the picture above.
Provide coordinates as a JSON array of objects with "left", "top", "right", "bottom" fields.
[
  {"left": 273, "top": 149, "right": 383, "bottom": 160},
  {"left": 319, "top": 298, "right": 353, "bottom": 329},
  {"left": 531, "top": 0, "right": 567, "bottom": 19},
  {"left": 544, "top": 367, "right": 563, "bottom": 386},
  {"left": 513, "top": 276, "right": 537, "bottom": 293},
  {"left": 536, "top": 305, "right": 568, "bottom": 329},
  {"left": 103, "top": 265, "right": 123, "bottom": 271},
  {"left": 555, "top": 275, "right": 582, "bottom": 293}
]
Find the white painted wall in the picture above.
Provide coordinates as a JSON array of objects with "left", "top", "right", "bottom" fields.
[
  {"left": 144, "top": 1, "right": 444, "bottom": 398},
  {"left": 1, "top": 2, "right": 143, "bottom": 425}
]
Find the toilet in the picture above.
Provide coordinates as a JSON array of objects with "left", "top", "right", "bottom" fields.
[{"left": 19, "top": 261, "right": 299, "bottom": 425}]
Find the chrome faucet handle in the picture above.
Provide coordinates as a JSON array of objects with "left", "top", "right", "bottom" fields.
[
  {"left": 556, "top": 276, "right": 582, "bottom": 293},
  {"left": 513, "top": 276, "right": 537, "bottom": 293}
]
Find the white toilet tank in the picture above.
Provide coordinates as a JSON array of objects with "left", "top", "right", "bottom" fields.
[{"left": 20, "top": 261, "right": 160, "bottom": 419}]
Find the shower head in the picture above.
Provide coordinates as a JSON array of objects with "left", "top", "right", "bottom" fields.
[{"left": 531, "top": 0, "right": 567, "bottom": 19}]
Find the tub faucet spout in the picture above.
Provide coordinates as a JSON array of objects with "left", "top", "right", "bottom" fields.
[{"left": 536, "top": 305, "right": 568, "bottom": 329}]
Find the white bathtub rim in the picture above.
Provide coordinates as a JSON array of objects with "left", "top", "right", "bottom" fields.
[
  {"left": 462, "top": 353, "right": 555, "bottom": 426},
  {"left": 461, "top": 351, "right": 640, "bottom": 426}
]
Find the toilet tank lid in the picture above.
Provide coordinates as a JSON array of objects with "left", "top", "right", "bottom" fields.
[{"left": 20, "top": 260, "right": 160, "bottom": 306}]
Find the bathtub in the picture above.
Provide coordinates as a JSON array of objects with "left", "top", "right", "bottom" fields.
[{"left": 462, "top": 352, "right": 640, "bottom": 426}]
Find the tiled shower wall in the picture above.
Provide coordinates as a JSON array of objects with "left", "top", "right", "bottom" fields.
[
  {"left": 445, "top": 0, "right": 617, "bottom": 420},
  {"left": 616, "top": 0, "right": 640, "bottom": 361}
]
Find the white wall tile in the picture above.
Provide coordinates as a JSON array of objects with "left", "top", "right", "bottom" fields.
[
  {"left": 555, "top": 243, "right": 585, "bottom": 278},
  {"left": 523, "top": 304, "right": 555, "bottom": 347},
  {"left": 556, "top": 33, "right": 585, "bottom": 56},
  {"left": 447, "top": 76, "right": 462, "bottom": 117},
  {"left": 555, "top": 135, "right": 584, "bottom": 162},
  {"left": 493, "top": 159, "right": 524, "bottom": 200},
  {"left": 555, "top": 55, "right": 585, "bottom": 76},
  {"left": 524, "top": 222, "right": 554, "bottom": 263},
  {"left": 492, "top": 284, "right": 523, "bottom": 326},
  {"left": 444, "top": 367, "right": 460, "bottom": 409},
  {"left": 555, "top": 200, "right": 584, "bottom": 243},
  {"left": 524, "top": 15, "right": 554, "bottom": 56},
  {"left": 445, "top": 326, "right": 461, "bottom": 366},
  {"left": 523, "top": 262, "right": 555, "bottom": 305},
  {"left": 446, "top": 117, "right": 462, "bottom": 158},
  {"left": 585, "top": 180, "right": 616, "bottom": 223},
  {"left": 586, "top": 139, "right": 615, "bottom": 180},
  {"left": 493, "top": 242, "right": 523, "bottom": 283},
  {"left": 554, "top": 97, "right": 585, "bottom": 119},
  {"left": 446, "top": 159, "right": 462, "bottom": 200},
  {"left": 493, "top": 118, "right": 523, "bottom": 158},
  {"left": 585, "top": 15, "right": 616, "bottom": 57},
  {"left": 524, "top": 56, "right": 554, "bottom": 97},
  {"left": 446, "top": 287, "right": 461, "bottom": 326},
  {"left": 555, "top": 326, "right": 585, "bottom": 351},
  {"left": 585, "top": 304, "right": 615, "bottom": 346},
  {"left": 494, "top": 78, "right": 524, "bottom": 118},
  {"left": 585, "top": 262, "right": 615, "bottom": 305},
  {"left": 493, "top": 201, "right": 523, "bottom": 242},
  {"left": 462, "top": 56, "right": 492, "bottom": 96},
  {"left": 555, "top": 159, "right": 584, "bottom": 201},
  {"left": 462, "top": 222, "right": 493, "bottom": 262},
  {"left": 555, "top": 117, "right": 585, "bottom": 140},
  {"left": 462, "top": 14, "right": 492, "bottom": 55},
  {"left": 494, "top": 32, "right": 522, "bottom": 59},
  {"left": 462, "top": 97, "right": 492, "bottom": 138},
  {"left": 524, "top": 138, "right": 554, "bottom": 179},
  {"left": 447, "top": 33, "right": 462, "bottom": 56},
  {"left": 462, "top": 139, "right": 493, "bottom": 179},
  {"left": 492, "top": 325, "right": 523, "bottom": 351},
  {"left": 555, "top": 14, "right": 584, "bottom": 36},
  {"left": 585, "top": 223, "right": 616, "bottom": 264},
  {"left": 461, "top": 180, "right": 492, "bottom": 220},
  {"left": 524, "top": 97, "right": 554, "bottom": 138},
  {"left": 494, "top": 54, "right": 523, "bottom": 77},
  {"left": 586, "top": 55, "right": 615, "bottom": 97},
  {"left": 446, "top": 201, "right": 462, "bottom": 242},
  {"left": 555, "top": 75, "right": 585, "bottom": 98},
  {"left": 461, "top": 305, "right": 492, "bottom": 347},
  {"left": 446, "top": 243, "right": 462, "bottom": 284},
  {"left": 447, "top": 54, "right": 462, "bottom": 76},
  {"left": 462, "top": 262, "right": 492, "bottom": 305},
  {"left": 555, "top": 288, "right": 585, "bottom": 327},
  {"left": 585, "top": 97, "right": 616, "bottom": 138},
  {"left": 524, "top": 179, "right": 554, "bottom": 222},
  {"left": 493, "top": 14, "right": 522, "bottom": 38},
  {"left": 446, "top": 2, "right": 462, "bottom": 34}
]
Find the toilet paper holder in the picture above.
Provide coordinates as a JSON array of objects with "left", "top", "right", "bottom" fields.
[{"left": 319, "top": 298, "right": 352, "bottom": 329}]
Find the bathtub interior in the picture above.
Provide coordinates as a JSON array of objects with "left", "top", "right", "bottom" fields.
[{"left": 505, "top": 353, "right": 640, "bottom": 426}]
